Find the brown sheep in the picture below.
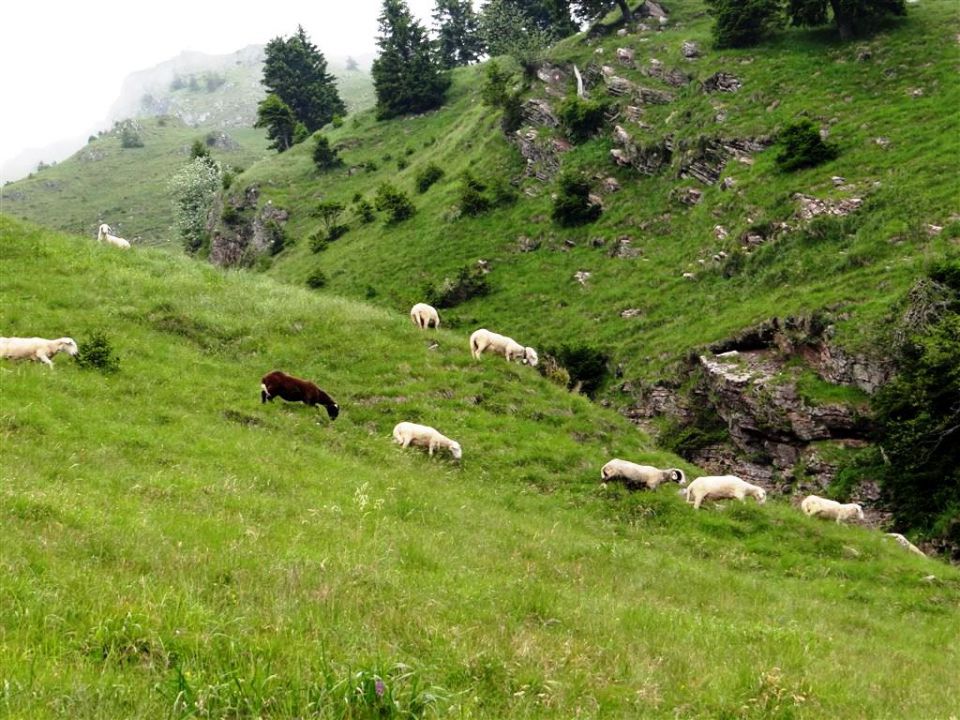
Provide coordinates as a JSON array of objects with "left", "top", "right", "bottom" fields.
[{"left": 260, "top": 370, "right": 339, "bottom": 420}]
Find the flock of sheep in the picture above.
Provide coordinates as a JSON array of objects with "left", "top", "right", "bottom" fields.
[{"left": 0, "top": 262, "right": 923, "bottom": 551}]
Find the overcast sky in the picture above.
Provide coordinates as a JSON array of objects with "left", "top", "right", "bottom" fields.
[{"left": 0, "top": 0, "right": 435, "bottom": 178}]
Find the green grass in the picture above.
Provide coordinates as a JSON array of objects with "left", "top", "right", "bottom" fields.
[
  {"left": 222, "top": 0, "right": 960, "bottom": 396},
  {"left": 1, "top": 215, "right": 958, "bottom": 718}
]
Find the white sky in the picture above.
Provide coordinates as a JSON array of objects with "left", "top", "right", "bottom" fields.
[{"left": 0, "top": 0, "right": 435, "bottom": 178}]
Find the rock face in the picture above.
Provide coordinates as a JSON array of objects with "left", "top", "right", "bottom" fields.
[
  {"left": 513, "top": 128, "right": 571, "bottom": 182},
  {"left": 624, "top": 315, "right": 889, "bottom": 490},
  {"left": 209, "top": 185, "right": 289, "bottom": 266}
]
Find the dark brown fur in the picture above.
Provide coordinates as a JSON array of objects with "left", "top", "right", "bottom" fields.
[{"left": 260, "top": 370, "right": 339, "bottom": 420}]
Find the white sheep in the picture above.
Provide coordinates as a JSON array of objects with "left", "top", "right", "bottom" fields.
[
  {"left": 97, "top": 223, "right": 131, "bottom": 249},
  {"left": 600, "top": 458, "right": 686, "bottom": 490},
  {"left": 392, "top": 421, "right": 462, "bottom": 461},
  {"left": 469, "top": 328, "right": 538, "bottom": 367},
  {"left": 409, "top": 302, "right": 440, "bottom": 330},
  {"left": 685, "top": 475, "right": 767, "bottom": 509},
  {"left": 800, "top": 495, "right": 865, "bottom": 524},
  {"left": 0, "top": 336, "right": 78, "bottom": 368}
]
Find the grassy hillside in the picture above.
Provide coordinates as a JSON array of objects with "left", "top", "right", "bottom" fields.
[
  {"left": 234, "top": 0, "right": 958, "bottom": 388},
  {"left": 1, "top": 119, "right": 268, "bottom": 247},
  {"left": 2, "top": 215, "right": 959, "bottom": 718}
]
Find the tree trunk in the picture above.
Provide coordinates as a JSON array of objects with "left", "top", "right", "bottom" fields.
[
  {"left": 828, "top": 0, "right": 853, "bottom": 40},
  {"left": 616, "top": 0, "right": 633, "bottom": 24}
]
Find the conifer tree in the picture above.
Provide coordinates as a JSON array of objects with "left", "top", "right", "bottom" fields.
[
  {"left": 255, "top": 94, "right": 300, "bottom": 152},
  {"left": 433, "top": 0, "right": 483, "bottom": 68},
  {"left": 372, "top": 0, "right": 451, "bottom": 120},
  {"left": 262, "top": 26, "right": 346, "bottom": 132}
]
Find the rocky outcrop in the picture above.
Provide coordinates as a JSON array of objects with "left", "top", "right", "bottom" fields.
[
  {"left": 209, "top": 185, "right": 289, "bottom": 267},
  {"left": 513, "top": 128, "right": 572, "bottom": 181}
]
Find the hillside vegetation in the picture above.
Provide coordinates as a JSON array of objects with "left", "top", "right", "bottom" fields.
[{"left": 1, "top": 215, "right": 958, "bottom": 718}]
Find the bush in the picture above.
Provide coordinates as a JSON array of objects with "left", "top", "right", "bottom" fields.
[
  {"left": 309, "top": 231, "right": 331, "bottom": 253},
  {"left": 374, "top": 183, "right": 416, "bottom": 224},
  {"left": 705, "top": 0, "right": 782, "bottom": 48},
  {"left": 331, "top": 115, "right": 344, "bottom": 128},
  {"left": 775, "top": 119, "right": 839, "bottom": 172},
  {"left": 397, "top": 157, "right": 409, "bottom": 170},
  {"left": 313, "top": 134, "right": 342, "bottom": 170},
  {"left": 552, "top": 173, "right": 601, "bottom": 227},
  {"left": 542, "top": 345, "right": 609, "bottom": 398},
  {"left": 481, "top": 60, "right": 524, "bottom": 133},
  {"left": 354, "top": 199, "right": 376, "bottom": 224},
  {"left": 75, "top": 332, "right": 120, "bottom": 373},
  {"left": 416, "top": 163, "right": 445, "bottom": 193},
  {"left": 458, "top": 172, "right": 492, "bottom": 216},
  {"left": 558, "top": 96, "right": 607, "bottom": 143},
  {"left": 119, "top": 123, "right": 144, "bottom": 149},
  {"left": 264, "top": 220, "right": 289, "bottom": 255},
  {"left": 306, "top": 269, "right": 328, "bottom": 289},
  {"left": 425, "top": 266, "right": 490, "bottom": 308}
]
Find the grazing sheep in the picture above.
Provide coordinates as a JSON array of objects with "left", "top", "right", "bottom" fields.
[
  {"left": 97, "top": 223, "right": 131, "bottom": 249},
  {"left": 392, "top": 421, "right": 462, "bottom": 461},
  {"left": 260, "top": 370, "right": 339, "bottom": 420},
  {"left": 800, "top": 495, "right": 865, "bottom": 524},
  {"left": 0, "top": 336, "right": 78, "bottom": 368},
  {"left": 410, "top": 302, "right": 440, "bottom": 330},
  {"left": 685, "top": 475, "right": 767, "bottom": 509},
  {"left": 886, "top": 532, "right": 926, "bottom": 557},
  {"left": 469, "top": 328, "right": 538, "bottom": 367},
  {"left": 600, "top": 458, "right": 686, "bottom": 490}
]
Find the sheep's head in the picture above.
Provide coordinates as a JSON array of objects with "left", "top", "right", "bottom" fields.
[
  {"left": 523, "top": 347, "right": 539, "bottom": 367},
  {"left": 60, "top": 338, "right": 79, "bottom": 356},
  {"left": 325, "top": 402, "right": 340, "bottom": 421},
  {"left": 671, "top": 469, "right": 687, "bottom": 486},
  {"left": 450, "top": 442, "right": 462, "bottom": 461},
  {"left": 753, "top": 486, "right": 768, "bottom": 504}
]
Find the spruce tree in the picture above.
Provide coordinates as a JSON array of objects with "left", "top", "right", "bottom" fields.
[
  {"left": 372, "top": 0, "right": 451, "bottom": 120},
  {"left": 787, "top": 0, "right": 906, "bottom": 39},
  {"left": 262, "top": 26, "right": 346, "bottom": 132},
  {"left": 255, "top": 94, "right": 299, "bottom": 152},
  {"left": 433, "top": 0, "right": 483, "bottom": 68}
]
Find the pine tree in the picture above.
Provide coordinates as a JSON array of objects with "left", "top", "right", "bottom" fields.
[
  {"left": 787, "top": 0, "right": 905, "bottom": 40},
  {"left": 372, "top": 0, "right": 451, "bottom": 120},
  {"left": 433, "top": 0, "right": 483, "bottom": 68},
  {"left": 480, "top": 0, "right": 555, "bottom": 76},
  {"left": 262, "top": 26, "right": 346, "bottom": 132},
  {"left": 255, "top": 94, "right": 299, "bottom": 153}
]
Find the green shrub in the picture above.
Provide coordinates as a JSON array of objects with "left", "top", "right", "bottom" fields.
[
  {"left": 331, "top": 115, "right": 344, "bottom": 128},
  {"left": 221, "top": 205, "right": 243, "bottom": 226},
  {"left": 119, "top": 123, "right": 144, "bottom": 149},
  {"left": 775, "top": 119, "right": 839, "bottom": 172},
  {"left": 552, "top": 173, "right": 601, "bottom": 227},
  {"left": 313, "top": 134, "right": 342, "bottom": 170},
  {"left": 309, "top": 231, "right": 331, "bottom": 253},
  {"left": 375, "top": 183, "right": 416, "bottom": 224},
  {"left": 75, "top": 332, "right": 120, "bottom": 373},
  {"left": 425, "top": 266, "right": 490, "bottom": 308},
  {"left": 659, "top": 402, "right": 730, "bottom": 459},
  {"left": 354, "top": 199, "right": 376, "bottom": 224},
  {"left": 458, "top": 172, "right": 491, "bottom": 216},
  {"left": 264, "top": 220, "right": 289, "bottom": 255},
  {"left": 705, "top": 0, "right": 782, "bottom": 48},
  {"left": 306, "top": 269, "right": 328, "bottom": 289},
  {"left": 542, "top": 345, "right": 609, "bottom": 398},
  {"left": 397, "top": 157, "right": 409, "bottom": 170},
  {"left": 558, "top": 96, "right": 607, "bottom": 143},
  {"left": 415, "top": 163, "right": 445, "bottom": 193}
]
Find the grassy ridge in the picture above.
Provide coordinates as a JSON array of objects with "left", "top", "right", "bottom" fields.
[
  {"left": 1, "top": 215, "right": 958, "bottom": 718},
  {"left": 243, "top": 0, "right": 959, "bottom": 390}
]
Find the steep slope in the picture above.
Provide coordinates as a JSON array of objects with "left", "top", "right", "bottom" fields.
[
  {"left": 205, "top": 0, "right": 958, "bottom": 514},
  {"left": 1, "top": 215, "right": 959, "bottom": 718}
]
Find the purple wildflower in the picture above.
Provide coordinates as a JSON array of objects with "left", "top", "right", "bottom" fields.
[{"left": 375, "top": 678, "right": 386, "bottom": 697}]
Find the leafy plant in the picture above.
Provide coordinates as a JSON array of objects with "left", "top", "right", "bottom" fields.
[
  {"left": 558, "top": 96, "right": 607, "bottom": 143},
  {"left": 374, "top": 182, "right": 415, "bottom": 224},
  {"left": 416, "top": 163, "right": 445, "bottom": 193},
  {"left": 75, "top": 332, "right": 120, "bottom": 373},
  {"left": 424, "top": 266, "right": 490, "bottom": 308},
  {"left": 306, "top": 269, "right": 328, "bottom": 288},
  {"left": 552, "top": 173, "right": 601, "bottom": 227},
  {"left": 312, "top": 134, "right": 342, "bottom": 170},
  {"left": 775, "top": 119, "right": 839, "bottom": 172}
]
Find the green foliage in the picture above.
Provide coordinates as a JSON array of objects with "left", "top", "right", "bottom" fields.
[
  {"left": 551, "top": 172, "right": 601, "bottom": 227},
  {"left": 868, "top": 269, "right": 960, "bottom": 553},
  {"left": 75, "top": 332, "right": 120, "bottom": 373},
  {"left": 374, "top": 182, "right": 416, "bottom": 223},
  {"left": 354, "top": 198, "right": 376, "bottom": 224},
  {"left": 458, "top": 171, "right": 492, "bottom": 216},
  {"left": 397, "top": 157, "right": 409, "bottom": 170},
  {"left": 372, "top": 0, "right": 451, "bottom": 119},
  {"left": 314, "top": 200, "right": 347, "bottom": 239},
  {"left": 480, "top": 0, "right": 557, "bottom": 76},
  {"left": 424, "top": 265, "right": 490, "bottom": 308},
  {"left": 558, "top": 95, "right": 608, "bottom": 143},
  {"left": 788, "top": 0, "right": 906, "bottom": 38},
  {"left": 659, "top": 401, "right": 731, "bottom": 460},
  {"left": 264, "top": 219, "right": 289, "bottom": 256},
  {"left": 415, "top": 162, "right": 445, "bottom": 193},
  {"left": 168, "top": 156, "right": 221, "bottom": 253},
  {"left": 543, "top": 344, "right": 609, "bottom": 397},
  {"left": 262, "top": 26, "right": 346, "bottom": 132},
  {"left": 118, "top": 121, "right": 144, "bottom": 149},
  {"left": 433, "top": 0, "right": 483, "bottom": 68},
  {"left": 481, "top": 60, "right": 525, "bottom": 133},
  {"left": 305, "top": 268, "right": 328, "bottom": 288},
  {"left": 312, "top": 134, "right": 342, "bottom": 171},
  {"left": 189, "top": 139, "right": 210, "bottom": 160},
  {"left": 705, "top": 0, "right": 783, "bottom": 47},
  {"left": 255, "top": 94, "right": 300, "bottom": 153},
  {"left": 775, "top": 119, "right": 839, "bottom": 172}
]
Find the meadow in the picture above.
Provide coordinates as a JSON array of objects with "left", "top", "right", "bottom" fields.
[{"left": 1, "top": 216, "right": 958, "bottom": 718}]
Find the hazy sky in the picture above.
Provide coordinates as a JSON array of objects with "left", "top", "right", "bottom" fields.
[{"left": 0, "top": 0, "right": 435, "bottom": 177}]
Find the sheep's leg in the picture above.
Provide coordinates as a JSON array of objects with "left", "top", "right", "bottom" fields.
[
  {"left": 37, "top": 352, "right": 54, "bottom": 368},
  {"left": 260, "top": 384, "right": 271, "bottom": 403},
  {"left": 402, "top": 437, "right": 412, "bottom": 448},
  {"left": 428, "top": 441, "right": 436, "bottom": 456},
  {"left": 693, "top": 493, "right": 703, "bottom": 510}
]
